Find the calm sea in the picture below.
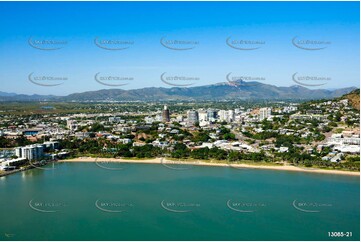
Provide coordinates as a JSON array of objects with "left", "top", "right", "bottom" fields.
[{"left": 0, "top": 162, "right": 359, "bottom": 241}]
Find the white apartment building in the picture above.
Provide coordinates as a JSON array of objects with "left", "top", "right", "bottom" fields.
[
  {"left": 15, "top": 144, "right": 44, "bottom": 161},
  {"left": 198, "top": 111, "right": 208, "bottom": 122},
  {"left": 218, "top": 110, "right": 235, "bottom": 123},
  {"left": 259, "top": 108, "right": 271, "bottom": 121}
]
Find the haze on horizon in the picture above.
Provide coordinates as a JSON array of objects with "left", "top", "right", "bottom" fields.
[{"left": 0, "top": 1, "right": 359, "bottom": 96}]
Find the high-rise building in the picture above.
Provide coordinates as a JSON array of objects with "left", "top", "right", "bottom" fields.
[
  {"left": 218, "top": 110, "right": 227, "bottom": 122},
  {"left": 259, "top": 107, "right": 272, "bottom": 121},
  {"left": 218, "top": 110, "right": 235, "bottom": 122},
  {"left": 187, "top": 110, "right": 199, "bottom": 125},
  {"left": 15, "top": 147, "right": 22, "bottom": 158},
  {"left": 207, "top": 109, "right": 217, "bottom": 122},
  {"left": 228, "top": 110, "right": 235, "bottom": 122},
  {"left": 198, "top": 111, "right": 208, "bottom": 122},
  {"left": 16, "top": 144, "right": 44, "bottom": 161},
  {"left": 162, "top": 105, "right": 170, "bottom": 122}
]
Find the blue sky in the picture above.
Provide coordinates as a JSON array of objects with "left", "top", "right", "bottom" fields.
[{"left": 0, "top": 1, "right": 359, "bottom": 95}]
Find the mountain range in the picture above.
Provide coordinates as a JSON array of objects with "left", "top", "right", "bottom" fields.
[{"left": 0, "top": 81, "right": 358, "bottom": 102}]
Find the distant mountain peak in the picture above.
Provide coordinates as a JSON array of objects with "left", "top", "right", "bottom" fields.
[{"left": 0, "top": 82, "right": 358, "bottom": 102}]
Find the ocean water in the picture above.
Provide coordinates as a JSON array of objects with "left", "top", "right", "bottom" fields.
[{"left": 0, "top": 162, "right": 359, "bottom": 241}]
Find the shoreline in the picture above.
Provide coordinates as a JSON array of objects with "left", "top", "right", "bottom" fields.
[
  {"left": 0, "top": 169, "right": 22, "bottom": 177},
  {"left": 60, "top": 157, "right": 360, "bottom": 176},
  {"left": 0, "top": 162, "right": 53, "bottom": 177}
]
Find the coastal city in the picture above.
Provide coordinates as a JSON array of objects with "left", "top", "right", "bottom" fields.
[
  {"left": 0, "top": 1, "right": 360, "bottom": 241},
  {"left": 1, "top": 89, "right": 359, "bottom": 174}
]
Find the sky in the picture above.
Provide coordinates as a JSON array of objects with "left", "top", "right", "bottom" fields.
[{"left": 0, "top": 1, "right": 359, "bottom": 95}]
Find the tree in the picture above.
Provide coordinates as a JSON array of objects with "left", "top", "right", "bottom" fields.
[
  {"left": 223, "top": 132, "right": 236, "bottom": 140},
  {"left": 90, "top": 122, "right": 105, "bottom": 132},
  {"left": 228, "top": 151, "right": 242, "bottom": 162},
  {"left": 190, "top": 148, "right": 209, "bottom": 160}
]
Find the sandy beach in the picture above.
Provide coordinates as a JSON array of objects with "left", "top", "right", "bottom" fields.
[{"left": 60, "top": 157, "right": 360, "bottom": 176}]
